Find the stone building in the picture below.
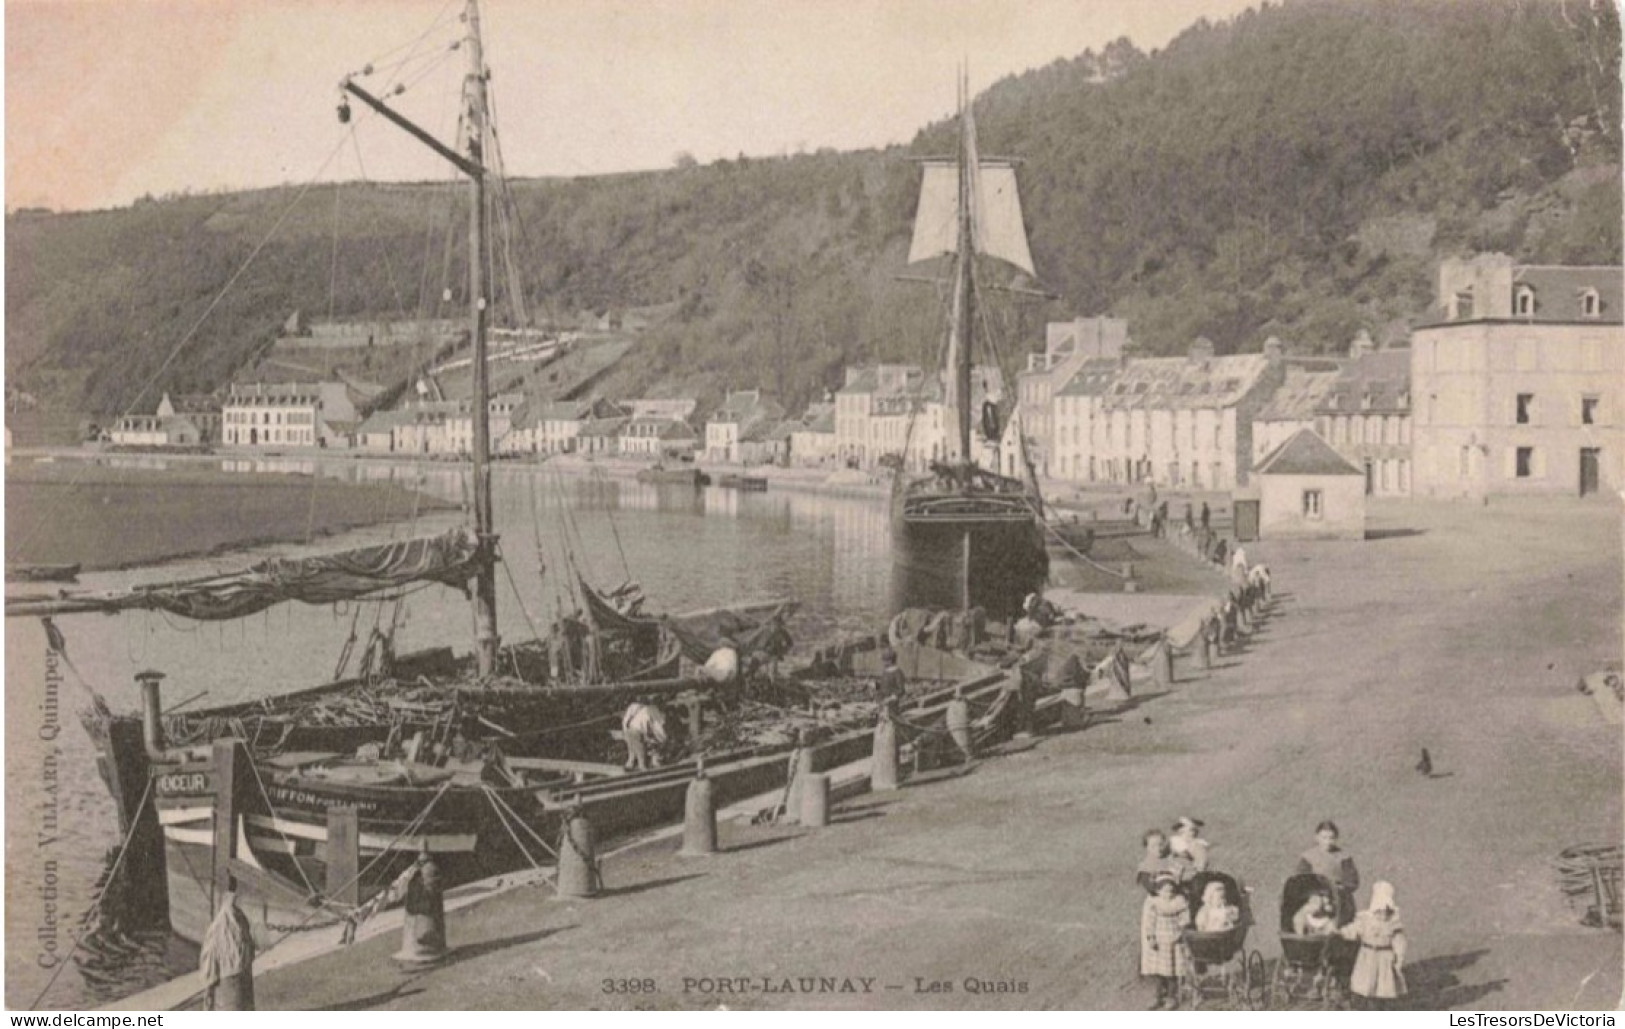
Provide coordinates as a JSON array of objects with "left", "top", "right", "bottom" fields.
[{"left": 1411, "top": 253, "right": 1623, "bottom": 498}]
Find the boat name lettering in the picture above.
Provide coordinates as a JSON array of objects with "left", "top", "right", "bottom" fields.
[
  {"left": 155, "top": 772, "right": 210, "bottom": 795},
  {"left": 268, "top": 786, "right": 380, "bottom": 814}
]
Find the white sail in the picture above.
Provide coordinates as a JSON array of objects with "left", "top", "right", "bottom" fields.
[{"left": 906, "top": 161, "right": 1036, "bottom": 277}]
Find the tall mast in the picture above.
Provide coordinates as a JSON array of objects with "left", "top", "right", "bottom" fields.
[
  {"left": 954, "top": 69, "right": 975, "bottom": 468},
  {"left": 465, "top": 0, "right": 499, "bottom": 675},
  {"left": 339, "top": 0, "right": 499, "bottom": 675}
]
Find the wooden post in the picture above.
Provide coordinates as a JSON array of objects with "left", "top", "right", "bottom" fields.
[
  {"left": 211, "top": 739, "right": 241, "bottom": 904},
  {"left": 326, "top": 806, "right": 360, "bottom": 905}
]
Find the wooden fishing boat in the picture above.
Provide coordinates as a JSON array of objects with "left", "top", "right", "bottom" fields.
[{"left": 134, "top": 635, "right": 1019, "bottom": 945}]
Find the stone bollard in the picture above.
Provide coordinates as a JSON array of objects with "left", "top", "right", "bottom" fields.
[
  {"left": 1059, "top": 686, "right": 1089, "bottom": 730},
  {"left": 871, "top": 706, "right": 900, "bottom": 792},
  {"left": 556, "top": 806, "right": 601, "bottom": 898},
  {"left": 680, "top": 759, "right": 717, "bottom": 856},
  {"left": 785, "top": 731, "right": 817, "bottom": 821},
  {"left": 800, "top": 772, "right": 830, "bottom": 827},
  {"left": 945, "top": 691, "right": 974, "bottom": 762},
  {"left": 394, "top": 845, "right": 448, "bottom": 968},
  {"left": 1156, "top": 639, "right": 1175, "bottom": 687}
]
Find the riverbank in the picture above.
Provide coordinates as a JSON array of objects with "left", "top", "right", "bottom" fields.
[
  {"left": 4, "top": 459, "right": 455, "bottom": 570},
  {"left": 111, "top": 494, "right": 1622, "bottom": 1010}
]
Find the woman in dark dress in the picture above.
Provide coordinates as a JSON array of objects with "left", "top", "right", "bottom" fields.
[{"left": 1297, "top": 820, "right": 1359, "bottom": 923}]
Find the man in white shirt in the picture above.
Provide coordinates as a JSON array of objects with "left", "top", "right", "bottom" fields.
[{"left": 622, "top": 699, "right": 668, "bottom": 770}]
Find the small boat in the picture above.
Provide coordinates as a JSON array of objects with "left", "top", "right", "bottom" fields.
[
  {"left": 716, "top": 474, "right": 768, "bottom": 492},
  {"left": 636, "top": 465, "right": 710, "bottom": 487},
  {"left": 6, "top": 562, "right": 81, "bottom": 583}
]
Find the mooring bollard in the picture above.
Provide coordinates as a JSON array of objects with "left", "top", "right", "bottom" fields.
[
  {"left": 680, "top": 759, "right": 717, "bottom": 856},
  {"left": 800, "top": 772, "right": 830, "bottom": 827},
  {"left": 871, "top": 705, "right": 900, "bottom": 792},
  {"left": 394, "top": 843, "right": 448, "bottom": 968},
  {"left": 1059, "top": 686, "right": 1088, "bottom": 730},
  {"left": 945, "top": 690, "right": 974, "bottom": 762},
  {"left": 556, "top": 806, "right": 600, "bottom": 898},
  {"left": 786, "top": 730, "right": 817, "bottom": 820},
  {"left": 1156, "top": 639, "right": 1175, "bottom": 687}
]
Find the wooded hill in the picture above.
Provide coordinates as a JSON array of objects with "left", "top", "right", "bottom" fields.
[{"left": 7, "top": 0, "right": 1619, "bottom": 420}]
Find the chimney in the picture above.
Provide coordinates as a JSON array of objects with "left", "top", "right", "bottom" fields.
[
  {"left": 1348, "top": 329, "right": 1375, "bottom": 361},
  {"left": 1188, "top": 337, "right": 1215, "bottom": 363},
  {"left": 1262, "top": 336, "right": 1284, "bottom": 363}
]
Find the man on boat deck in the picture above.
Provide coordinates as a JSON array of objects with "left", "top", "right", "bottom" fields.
[
  {"left": 702, "top": 635, "right": 741, "bottom": 683},
  {"left": 878, "top": 648, "right": 907, "bottom": 701},
  {"left": 622, "top": 697, "right": 668, "bottom": 770}
]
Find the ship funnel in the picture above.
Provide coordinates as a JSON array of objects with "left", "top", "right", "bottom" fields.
[{"left": 137, "top": 670, "right": 180, "bottom": 762}]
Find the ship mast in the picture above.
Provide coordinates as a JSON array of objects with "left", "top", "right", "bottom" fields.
[
  {"left": 953, "top": 70, "right": 975, "bottom": 471},
  {"left": 341, "top": 0, "right": 500, "bottom": 675}
]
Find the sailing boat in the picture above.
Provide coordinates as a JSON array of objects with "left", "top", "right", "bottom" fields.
[
  {"left": 891, "top": 75, "right": 1049, "bottom": 620},
  {"left": 7, "top": 3, "right": 1027, "bottom": 954}
]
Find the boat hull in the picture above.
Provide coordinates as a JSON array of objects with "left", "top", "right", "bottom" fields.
[{"left": 891, "top": 507, "right": 1048, "bottom": 621}]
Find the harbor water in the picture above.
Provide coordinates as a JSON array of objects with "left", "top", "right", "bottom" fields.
[{"left": 3, "top": 457, "right": 896, "bottom": 1009}]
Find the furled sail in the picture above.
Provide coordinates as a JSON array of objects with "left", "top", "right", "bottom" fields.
[
  {"left": 905, "top": 96, "right": 1035, "bottom": 277},
  {"left": 5, "top": 529, "right": 480, "bottom": 621}
]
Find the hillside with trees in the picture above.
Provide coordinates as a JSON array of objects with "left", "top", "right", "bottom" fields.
[{"left": 7, "top": 0, "right": 1618, "bottom": 420}]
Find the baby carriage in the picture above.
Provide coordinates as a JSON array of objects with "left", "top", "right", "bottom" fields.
[
  {"left": 1270, "top": 872, "right": 1359, "bottom": 1008},
  {"left": 1178, "top": 871, "right": 1265, "bottom": 1010}
]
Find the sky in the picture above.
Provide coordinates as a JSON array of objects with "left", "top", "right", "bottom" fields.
[{"left": 6, "top": 0, "right": 1264, "bottom": 213}]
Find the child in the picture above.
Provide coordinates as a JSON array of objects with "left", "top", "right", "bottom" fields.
[
  {"left": 1141, "top": 872, "right": 1191, "bottom": 1010},
  {"left": 1135, "top": 830, "right": 1178, "bottom": 894},
  {"left": 1339, "top": 881, "right": 1408, "bottom": 1008},
  {"left": 1169, "top": 816, "right": 1211, "bottom": 874},
  {"left": 1194, "top": 880, "right": 1239, "bottom": 932},
  {"left": 1292, "top": 891, "right": 1337, "bottom": 936}
]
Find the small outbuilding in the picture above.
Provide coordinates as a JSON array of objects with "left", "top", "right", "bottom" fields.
[{"left": 1254, "top": 428, "right": 1366, "bottom": 540}]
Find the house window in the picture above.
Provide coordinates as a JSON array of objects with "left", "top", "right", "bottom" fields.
[
  {"left": 1514, "top": 286, "right": 1535, "bottom": 316},
  {"left": 1583, "top": 395, "right": 1600, "bottom": 425},
  {"left": 1515, "top": 394, "right": 1533, "bottom": 424},
  {"left": 1302, "top": 490, "right": 1323, "bottom": 519},
  {"left": 1452, "top": 291, "right": 1474, "bottom": 320},
  {"left": 1515, "top": 447, "right": 1533, "bottom": 478},
  {"left": 1582, "top": 289, "right": 1600, "bottom": 318}
]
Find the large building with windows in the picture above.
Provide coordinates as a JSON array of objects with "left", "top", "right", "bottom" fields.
[
  {"left": 222, "top": 382, "right": 356, "bottom": 448},
  {"left": 1410, "top": 254, "right": 1623, "bottom": 498},
  {"left": 1315, "top": 336, "right": 1413, "bottom": 496}
]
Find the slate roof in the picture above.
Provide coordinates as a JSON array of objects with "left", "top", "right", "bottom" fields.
[
  {"left": 355, "top": 409, "right": 416, "bottom": 436},
  {"left": 1255, "top": 428, "right": 1363, "bottom": 476},
  {"left": 1511, "top": 266, "right": 1623, "bottom": 324},
  {"left": 1318, "top": 349, "right": 1410, "bottom": 416},
  {"left": 1055, "top": 357, "right": 1126, "bottom": 398},
  {"left": 1257, "top": 369, "right": 1340, "bottom": 422},
  {"left": 1099, "top": 354, "right": 1272, "bottom": 411}
]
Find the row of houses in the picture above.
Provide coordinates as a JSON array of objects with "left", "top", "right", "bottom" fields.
[
  {"left": 102, "top": 255, "right": 1620, "bottom": 499},
  {"left": 1020, "top": 255, "right": 1622, "bottom": 499}
]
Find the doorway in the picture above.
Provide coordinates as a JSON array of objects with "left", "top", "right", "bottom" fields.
[{"left": 1580, "top": 448, "right": 1600, "bottom": 497}]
